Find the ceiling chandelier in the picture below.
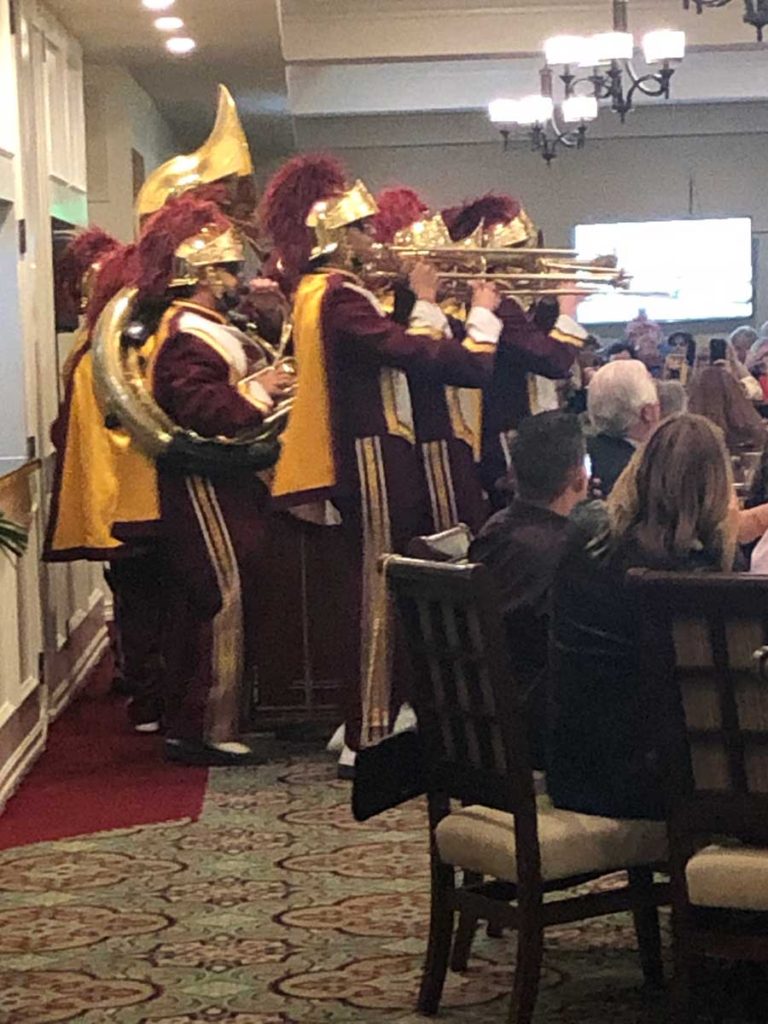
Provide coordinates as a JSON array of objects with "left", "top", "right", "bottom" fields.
[
  {"left": 489, "top": 0, "right": 686, "bottom": 162},
  {"left": 683, "top": 0, "right": 768, "bottom": 42}
]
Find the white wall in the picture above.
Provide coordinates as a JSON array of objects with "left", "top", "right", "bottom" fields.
[
  {"left": 84, "top": 65, "right": 178, "bottom": 241},
  {"left": 0, "top": 0, "right": 112, "bottom": 814},
  {"left": 296, "top": 100, "right": 768, "bottom": 334},
  {"left": 0, "top": 202, "right": 26, "bottom": 460}
]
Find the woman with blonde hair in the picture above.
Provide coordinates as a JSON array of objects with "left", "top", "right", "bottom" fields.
[
  {"left": 548, "top": 414, "right": 737, "bottom": 820},
  {"left": 608, "top": 413, "right": 737, "bottom": 571}
]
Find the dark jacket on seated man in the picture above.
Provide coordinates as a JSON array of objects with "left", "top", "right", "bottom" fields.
[
  {"left": 469, "top": 411, "right": 588, "bottom": 767},
  {"left": 586, "top": 359, "right": 661, "bottom": 497},
  {"left": 587, "top": 433, "right": 636, "bottom": 498},
  {"left": 549, "top": 414, "right": 735, "bottom": 821}
]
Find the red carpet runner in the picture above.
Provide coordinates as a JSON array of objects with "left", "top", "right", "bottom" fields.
[{"left": 0, "top": 658, "right": 208, "bottom": 850}]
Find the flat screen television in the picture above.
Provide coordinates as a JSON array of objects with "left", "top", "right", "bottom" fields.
[{"left": 573, "top": 217, "right": 753, "bottom": 325}]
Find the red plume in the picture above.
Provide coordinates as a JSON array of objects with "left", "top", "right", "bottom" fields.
[
  {"left": 441, "top": 193, "right": 521, "bottom": 242},
  {"left": 85, "top": 244, "right": 140, "bottom": 330},
  {"left": 372, "top": 187, "right": 429, "bottom": 243},
  {"left": 136, "top": 193, "right": 232, "bottom": 298},
  {"left": 258, "top": 153, "right": 348, "bottom": 276},
  {"left": 59, "top": 227, "right": 121, "bottom": 309}
]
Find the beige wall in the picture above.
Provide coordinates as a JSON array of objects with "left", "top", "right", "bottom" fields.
[
  {"left": 84, "top": 65, "right": 178, "bottom": 241},
  {"left": 297, "top": 100, "right": 768, "bottom": 334}
]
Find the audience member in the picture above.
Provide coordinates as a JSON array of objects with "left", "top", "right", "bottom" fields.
[
  {"left": 470, "top": 412, "right": 588, "bottom": 765},
  {"left": 662, "top": 330, "right": 696, "bottom": 384},
  {"left": 587, "top": 359, "right": 660, "bottom": 496},
  {"left": 656, "top": 379, "right": 687, "bottom": 419},
  {"left": 605, "top": 341, "right": 636, "bottom": 362},
  {"left": 625, "top": 308, "right": 663, "bottom": 374},
  {"left": 713, "top": 336, "right": 763, "bottom": 402},
  {"left": 548, "top": 414, "right": 737, "bottom": 821},
  {"left": 745, "top": 326, "right": 768, "bottom": 399},
  {"left": 689, "top": 340, "right": 765, "bottom": 450},
  {"left": 729, "top": 325, "right": 758, "bottom": 365}
]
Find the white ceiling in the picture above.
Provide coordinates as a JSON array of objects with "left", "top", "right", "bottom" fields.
[
  {"left": 43, "top": 0, "right": 768, "bottom": 158},
  {"left": 43, "top": 0, "right": 294, "bottom": 155}
]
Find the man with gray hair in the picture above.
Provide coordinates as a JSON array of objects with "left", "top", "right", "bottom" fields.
[{"left": 587, "top": 359, "right": 660, "bottom": 496}]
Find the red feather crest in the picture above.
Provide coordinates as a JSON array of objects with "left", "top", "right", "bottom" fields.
[
  {"left": 59, "top": 228, "right": 121, "bottom": 309},
  {"left": 372, "top": 187, "right": 429, "bottom": 243},
  {"left": 86, "top": 243, "right": 140, "bottom": 330},
  {"left": 441, "top": 192, "right": 522, "bottom": 242},
  {"left": 258, "top": 153, "right": 348, "bottom": 276}
]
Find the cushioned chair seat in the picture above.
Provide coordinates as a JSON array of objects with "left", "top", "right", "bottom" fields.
[
  {"left": 686, "top": 844, "right": 768, "bottom": 911},
  {"left": 435, "top": 804, "right": 668, "bottom": 883}
]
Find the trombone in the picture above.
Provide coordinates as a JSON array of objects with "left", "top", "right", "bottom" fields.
[{"left": 364, "top": 243, "right": 633, "bottom": 299}]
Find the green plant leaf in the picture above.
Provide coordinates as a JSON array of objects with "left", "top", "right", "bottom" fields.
[{"left": 0, "top": 511, "right": 29, "bottom": 557}]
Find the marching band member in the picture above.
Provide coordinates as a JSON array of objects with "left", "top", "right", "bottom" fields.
[
  {"left": 45, "top": 230, "right": 169, "bottom": 732},
  {"left": 372, "top": 187, "right": 492, "bottom": 534},
  {"left": 260, "top": 154, "right": 502, "bottom": 776},
  {"left": 441, "top": 194, "right": 586, "bottom": 508},
  {"left": 121, "top": 194, "right": 293, "bottom": 765}
]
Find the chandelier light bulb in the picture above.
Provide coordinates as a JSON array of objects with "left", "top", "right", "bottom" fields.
[
  {"left": 544, "top": 35, "right": 587, "bottom": 67},
  {"left": 561, "top": 95, "right": 599, "bottom": 123},
  {"left": 591, "top": 30, "right": 635, "bottom": 63},
  {"left": 642, "top": 29, "right": 686, "bottom": 64},
  {"left": 154, "top": 16, "right": 184, "bottom": 31},
  {"left": 488, "top": 98, "right": 520, "bottom": 124},
  {"left": 142, "top": 0, "right": 176, "bottom": 10},
  {"left": 165, "top": 36, "right": 197, "bottom": 55},
  {"left": 515, "top": 94, "right": 554, "bottom": 126}
]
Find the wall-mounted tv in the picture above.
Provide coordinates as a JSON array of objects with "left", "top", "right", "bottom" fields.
[{"left": 573, "top": 217, "right": 753, "bottom": 325}]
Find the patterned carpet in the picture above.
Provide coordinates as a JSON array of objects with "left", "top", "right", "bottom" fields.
[{"left": 0, "top": 753, "right": 685, "bottom": 1024}]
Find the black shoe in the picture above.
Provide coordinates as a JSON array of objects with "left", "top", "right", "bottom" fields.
[
  {"left": 336, "top": 763, "right": 356, "bottom": 781},
  {"left": 165, "top": 739, "right": 267, "bottom": 766}
]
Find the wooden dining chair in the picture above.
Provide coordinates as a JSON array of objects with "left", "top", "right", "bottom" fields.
[
  {"left": 631, "top": 570, "right": 768, "bottom": 1022},
  {"left": 386, "top": 556, "right": 669, "bottom": 1023},
  {"left": 406, "top": 523, "right": 472, "bottom": 564}
]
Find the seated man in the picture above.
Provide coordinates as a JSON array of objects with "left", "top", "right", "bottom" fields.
[
  {"left": 587, "top": 359, "right": 660, "bottom": 497},
  {"left": 469, "top": 411, "right": 588, "bottom": 765}
]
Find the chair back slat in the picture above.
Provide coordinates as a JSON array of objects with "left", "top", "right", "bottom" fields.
[
  {"left": 631, "top": 570, "right": 768, "bottom": 843},
  {"left": 386, "top": 557, "right": 534, "bottom": 816},
  {"left": 406, "top": 524, "right": 472, "bottom": 563}
]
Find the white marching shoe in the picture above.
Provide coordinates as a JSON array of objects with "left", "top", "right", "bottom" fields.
[{"left": 337, "top": 744, "right": 357, "bottom": 780}]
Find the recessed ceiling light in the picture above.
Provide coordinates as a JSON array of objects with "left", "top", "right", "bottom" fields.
[
  {"left": 166, "top": 36, "right": 196, "bottom": 55},
  {"left": 154, "top": 16, "right": 184, "bottom": 31},
  {"left": 142, "top": 0, "right": 175, "bottom": 11}
]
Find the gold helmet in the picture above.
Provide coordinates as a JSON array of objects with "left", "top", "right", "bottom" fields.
[
  {"left": 305, "top": 179, "right": 378, "bottom": 260},
  {"left": 171, "top": 224, "right": 245, "bottom": 290},
  {"left": 135, "top": 85, "right": 254, "bottom": 221},
  {"left": 394, "top": 212, "right": 482, "bottom": 250},
  {"left": 484, "top": 207, "right": 538, "bottom": 249}
]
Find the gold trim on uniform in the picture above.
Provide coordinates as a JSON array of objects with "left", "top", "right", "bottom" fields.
[
  {"left": 356, "top": 436, "right": 395, "bottom": 747},
  {"left": 461, "top": 339, "right": 498, "bottom": 354},
  {"left": 445, "top": 386, "right": 483, "bottom": 461},
  {"left": 380, "top": 368, "right": 415, "bottom": 445},
  {"left": 499, "top": 430, "right": 514, "bottom": 471},
  {"left": 549, "top": 328, "right": 585, "bottom": 347},
  {"left": 185, "top": 475, "right": 244, "bottom": 744},
  {"left": 421, "top": 440, "right": 459, "bottom": 533}
]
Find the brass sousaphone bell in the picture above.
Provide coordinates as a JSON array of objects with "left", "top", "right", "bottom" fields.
[
  {"left": 92, "top": 85, "right": 293, "bottom": 478},
  {"left": 92, "top": 287, "right": 293, "bottom": 477}
]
